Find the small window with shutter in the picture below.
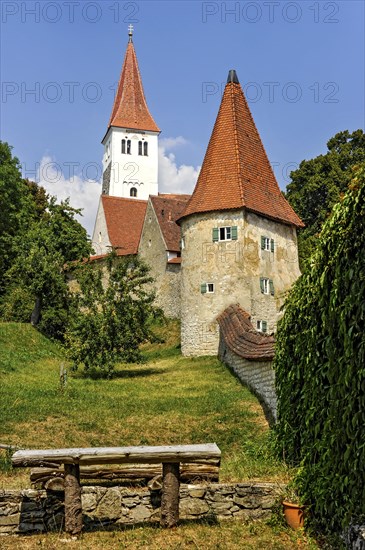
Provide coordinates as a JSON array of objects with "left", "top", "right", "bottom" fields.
[
  {"left": 213, "top": 226, "right": 238, "bottom": 242},
  {"left": 261, "top": 236, "right": 275, "bottom": 252},
  {"left": 201, "top": 283, "right": 214, "bottom": 294},
  {"left": 260, "top": 277, "right": 274, "bottom": 295},
  {"left": 257, "top": 320, "right": 268, "bottom": 333}
]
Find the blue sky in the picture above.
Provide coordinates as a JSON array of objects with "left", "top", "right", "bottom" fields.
[{"left": 1, "top": 0, "right": 364, "bottom": 234}]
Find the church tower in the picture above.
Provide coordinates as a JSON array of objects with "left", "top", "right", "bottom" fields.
[{"left": 101, "top": 26, "right": 160, "bottom": 200}]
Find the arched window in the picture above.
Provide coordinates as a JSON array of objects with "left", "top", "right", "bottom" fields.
[
  {"left": 122, "top": 139, "right": 131, "bottom": 154},
  {"left": 138, "top": 140, "right": 148, "bottom": 156},
  {"left": 130, "top": 187, "right": 137, "bottom": 197}
]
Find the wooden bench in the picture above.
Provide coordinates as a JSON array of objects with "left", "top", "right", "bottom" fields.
[
  {"left": 12, "top": 443, "right": 221, "bottom": 536},
  {"left": 30, "top": 461, "right": 220, "bottom": 488}
]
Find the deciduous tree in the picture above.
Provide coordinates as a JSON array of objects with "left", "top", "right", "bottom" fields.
[
  {"left": 285, "top": 129, "right": 365, "bottom": 264},
  {"left": 65, "top": 252, "right": 162, "bottom": 375}
]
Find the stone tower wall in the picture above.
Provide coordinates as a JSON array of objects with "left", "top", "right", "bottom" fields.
[{"left": 180, "top": 209, "right": 300, "bottom": 356}]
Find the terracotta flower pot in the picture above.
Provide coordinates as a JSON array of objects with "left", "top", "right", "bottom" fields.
[{"left": 282, "top": 501, "right": 305, "bottom": 529}]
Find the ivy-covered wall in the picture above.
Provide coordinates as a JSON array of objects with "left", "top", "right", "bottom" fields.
[{"left": 274, "top": 164, "right": 365, "bottom": 533}]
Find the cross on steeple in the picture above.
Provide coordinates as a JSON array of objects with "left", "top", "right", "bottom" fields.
[{"left": 128, "top": 24, "right": 134, "bottom": 41}]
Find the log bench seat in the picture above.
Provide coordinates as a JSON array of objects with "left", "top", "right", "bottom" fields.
[
  {"left": 12, "top": 443, "right": 221, "bottom": 535},
  {"left": 30, "top": 461, "right": 220, "bottom": 488}
]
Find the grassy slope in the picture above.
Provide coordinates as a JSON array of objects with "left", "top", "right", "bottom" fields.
[
  {"left": 0, "top": 321, "right": 321, "bottom": 549},
  {"left": 0, "top": 320, "right": 287, "bottom": 485}
]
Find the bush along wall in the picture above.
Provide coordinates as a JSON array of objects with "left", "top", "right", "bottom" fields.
[{"left": 274, "top": 164, "right": 365, "bottom": 533}]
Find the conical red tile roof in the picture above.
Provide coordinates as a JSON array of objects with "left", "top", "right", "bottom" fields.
[
  {"left": 179, "top": 71, "right": 303, "bottom": 227},
  {"left": 107, "top": 37, "right": 160, "bottom": 133}
]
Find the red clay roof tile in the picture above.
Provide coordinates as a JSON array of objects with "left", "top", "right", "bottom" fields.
[
  {"left": 167, "top": 257, "right": 182, "bottom": 264},
  {"left": 179, "top": 74, "right": 304, "bottom": 228},
  {"left": 107, "top": 39, "right": 160, "bottom": 133},
  {"left": 102, "top": 195, "right": 147, "bottom": 255},
  {"left": 150, "top": 195, "right": 190, "bottom": 252},
  {"left": 217, "top": 304, "right": 275, "bottom": 361}
]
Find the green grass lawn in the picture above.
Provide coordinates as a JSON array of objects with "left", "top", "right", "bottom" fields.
[
  {"left": 0, "top": 320, "right": 287, "bottom": 485},
  {"left": 0, "top": 320, "right": 323, "bottom": 548}
]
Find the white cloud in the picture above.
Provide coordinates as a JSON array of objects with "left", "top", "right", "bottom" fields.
[
  {"left": 35, "top": 138, "right": 199, "bottom": 236},
  {"left": 36, "top": 155, "right": 101, "bottom": 236},
  {"left": 158, "top": 136, "right": 200, "bottom": 194}
]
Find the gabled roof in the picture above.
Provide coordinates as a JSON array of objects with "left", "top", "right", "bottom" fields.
[
  {"left": 179, "top": 70, "right": 304, "bottom": 228},
  {"left": 150, "top": 195, "right": 190, "bottom": 252},
  {"left": 102, "top": 195, "right": 147, "bottom": 255},
  {"left": 217, "top": 304, "right": 275, "bottom": 361},
  {"left": 107, "top": 36, "right": 160, "bottom": 134}
]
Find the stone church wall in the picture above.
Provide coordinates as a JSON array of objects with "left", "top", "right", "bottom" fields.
[
  {"left": 0, "top": 482, "right": 283, "bottom": 535},
  {"left": 91, "top": 200, "right": 111, "bottom": 257},
  {"left": 180, "top": 210, "right": 300, "bottom": 356},
  {"left": 139, "top": 201, "right": 181, "bottom": 318}
]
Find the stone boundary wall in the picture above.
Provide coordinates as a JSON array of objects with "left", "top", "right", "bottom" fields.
[
  {"left": 0, "top": 482, "right": 283, "bottom": 535},
  {"left": 343, "top": 525, "right": 365, "bottom": 550},
  {"left": 218, "top": 334, "right": 277, "bottom": 425}
]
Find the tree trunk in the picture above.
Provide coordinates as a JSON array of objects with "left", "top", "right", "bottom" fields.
[
  {"left": 30, "top": 295, "right": 42, "bottom": 326},
  {"left": 64, "top": 464, "right": 82, "bottom": 536},
  {"left": 160, "top": 462, "right": 180, "bottom": 528}
]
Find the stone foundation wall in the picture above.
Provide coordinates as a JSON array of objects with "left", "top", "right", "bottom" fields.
[
  {"left": 0, "top": 482, "right": 282, "bottom": 535},
  {"left": 219, "top": 333, "right": 277, "bottom": 425}
]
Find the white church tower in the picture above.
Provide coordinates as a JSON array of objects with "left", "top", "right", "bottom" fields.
[{"left": 101, "top": 26, "right": 160, "bottom": 200}]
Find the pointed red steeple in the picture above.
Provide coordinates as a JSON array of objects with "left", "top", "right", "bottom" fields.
[
  {"left": 107, "top": 28, "right": 160, "bottom": 133},
  {"left": 179, "top": 70, "right": 303, "bottom": 227}
]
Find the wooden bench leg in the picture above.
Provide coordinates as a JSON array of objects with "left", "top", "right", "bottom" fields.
[
  {"left": 64, "top": 464, "right": 82, "bottom": 536},
  {"left": 161, "top": 462, "right": 180, "bottom": 528}
]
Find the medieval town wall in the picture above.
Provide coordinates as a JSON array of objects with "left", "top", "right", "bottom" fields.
[{"left": 218, "top": 333, "right": 277, "bottom": 424}]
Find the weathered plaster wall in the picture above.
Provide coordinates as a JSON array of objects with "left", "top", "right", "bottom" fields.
[
  {"left": 139, "top": 201, "right": 181, "bottom": 318},
  {"left": 180, "top": 210, "right": 300, "bottom": 356},
  {"left": 102, "top": 128, "right": 159, "bottom": 199},
  {"left": 91, "top": 200, "right": 111, "bottom": 257},
  {"left": 0, "top": 482, "right": 283, "bottom": 535},
  {"left": 218, "top": 333, "right": 277, "bottom": 424},
  {"left": 102, "top": 162, "right": 111, "bottom": 195}
]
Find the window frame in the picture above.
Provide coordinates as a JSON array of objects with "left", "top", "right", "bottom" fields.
[
  {"left": 260, "top": 277, "right": 274, "bottom": 296},
  {"left": 122, "top": 139, "right": 131, "bottom": 155},
  {"left": 213, "top": 226, "right": 238, "bottom": 242},
  {"left": 261, "top": 235, "right": 275, "bottom": 252},
  {"left": 256, "top": 320, "right": 268, "bottom": 333},
  {"left": 201, "top": 282, "right": 215, "bottom": 294}
]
